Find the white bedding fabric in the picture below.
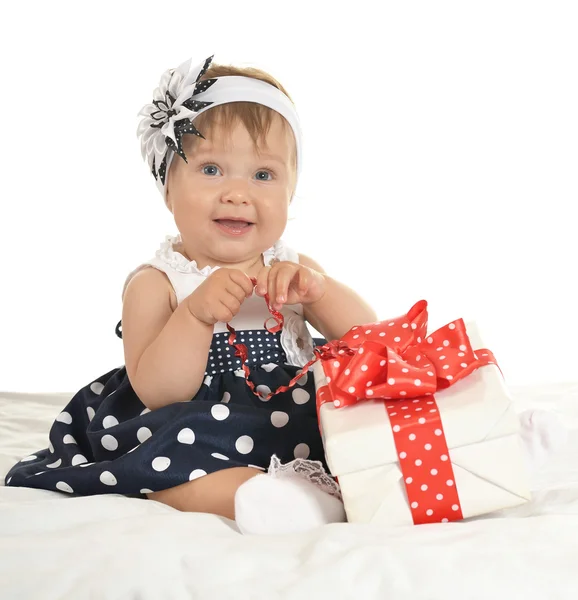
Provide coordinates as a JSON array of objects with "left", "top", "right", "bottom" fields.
[{"left": 1, "top": 384, "right": 577, "bottom": 600}]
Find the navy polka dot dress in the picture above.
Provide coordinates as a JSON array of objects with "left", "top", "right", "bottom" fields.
[{"left": 4, "top": 235, "right": 329, "bottom": 497}]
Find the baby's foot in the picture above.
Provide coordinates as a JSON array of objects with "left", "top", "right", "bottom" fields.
[{"left": 234, "top": 472, "right": 346, "bottom": 535}]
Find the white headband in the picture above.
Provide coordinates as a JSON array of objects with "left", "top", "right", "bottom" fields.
[{"left": 136, "top": 55, "right": 303, "bottom": 200}]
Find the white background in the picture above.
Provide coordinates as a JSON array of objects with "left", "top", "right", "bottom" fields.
[{"left": 0, "top": 1, "right": 576, "bottom": 392}]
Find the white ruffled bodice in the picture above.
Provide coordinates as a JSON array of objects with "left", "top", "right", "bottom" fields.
[
  {"left": 154, "top": 234, "right": 279, "bottom": 278},
  {"left": 123, "top": 235, "right": 316, "bottom": 368}
]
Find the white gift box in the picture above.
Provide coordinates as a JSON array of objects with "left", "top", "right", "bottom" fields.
[{"left": 313, "top": 322, "right": 532, "bottom": 526}]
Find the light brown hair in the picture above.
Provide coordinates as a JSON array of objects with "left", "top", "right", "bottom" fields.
[{"left": 181, "top": 62, "right": 297, "bottom": 168}]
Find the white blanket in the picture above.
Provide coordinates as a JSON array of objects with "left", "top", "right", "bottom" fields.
[{"left": 1, "top": 384, "right": 577, "bottom": 600}]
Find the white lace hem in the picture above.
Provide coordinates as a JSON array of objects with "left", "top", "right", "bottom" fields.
[{"left": 267, "top": 455, "right": 341, "bottom": 500}]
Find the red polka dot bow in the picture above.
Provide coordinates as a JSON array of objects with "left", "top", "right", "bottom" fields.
[{"left": 316, "top": 299, "right": 497, "bottom": 408}]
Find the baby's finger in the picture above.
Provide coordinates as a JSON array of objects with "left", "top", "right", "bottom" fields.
[
  {"left": 218, "top": 295, "right": 242, "bottom": 322},
  {"left": 228, "top": 281, "right": 253, "bottom": 304},
  {"left": 272, "top": 264, "right": 297, "bottom": 306},
  {"left": 255, "top": 266, "right": 271, "bottom": 297},
  {"left": 230, "top": 269, "right": 256, "bottom": 298},
  {"left": 297, "top": 267, "right": 309, "bottom": 293}
]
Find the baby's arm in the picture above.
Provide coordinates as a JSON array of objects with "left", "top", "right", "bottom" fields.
[
  {"left": 122, "top": 268, "right": 213, "bottom": 410},
  {"left": 298, "top": 254, "right": 378, "bottom": 342}
]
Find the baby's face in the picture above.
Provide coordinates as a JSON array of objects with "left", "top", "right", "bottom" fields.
[{"left": 166, "top": 115, "right": 296, "bottom": 269}]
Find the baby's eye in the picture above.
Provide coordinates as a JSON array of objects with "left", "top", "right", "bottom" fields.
[
  {"left": 202, "top": 164, "right": 221, "bottom": 176},
  {"left": 255, "top": 170, "right": 273, "bottom": 181}
]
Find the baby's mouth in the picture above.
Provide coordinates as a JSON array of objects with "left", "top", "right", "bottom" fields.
[
  {"left": 213, "top": 219, "right": 255, "bottom": 235},
  {"left": 214, "top": 219, "right": 253, "bottom": 228}
]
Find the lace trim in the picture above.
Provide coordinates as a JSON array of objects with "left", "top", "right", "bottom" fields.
[
  {"left": 155, "top": 234, "right": 278, "bottom": 276},
  {"left": 267, "top": 455, "right": 342, "bottom": 500}
]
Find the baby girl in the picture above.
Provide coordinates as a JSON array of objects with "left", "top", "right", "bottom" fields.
[{"left": 5, "top": 54, "right": 377, "bottom": 534}]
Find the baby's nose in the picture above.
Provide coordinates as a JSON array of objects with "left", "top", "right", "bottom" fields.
[{"left": 221, "top": 179, "right": 251, "bottom": 204}]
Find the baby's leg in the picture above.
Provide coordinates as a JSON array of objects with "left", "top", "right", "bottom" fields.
[
  {"left": 148, "top": 467, "right": 262, "bottom": 520},
  {"left": 148, "top": 462, "right": 346, "bottom": 535}
]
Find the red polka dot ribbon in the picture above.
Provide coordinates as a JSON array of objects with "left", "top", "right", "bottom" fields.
[{"left": 225, "top": 277, "right": 285, "bottom": 400}]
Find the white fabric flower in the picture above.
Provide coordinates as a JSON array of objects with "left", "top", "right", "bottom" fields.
[{"left": 280, "top": 309, "right": 316, "bottom": 368}]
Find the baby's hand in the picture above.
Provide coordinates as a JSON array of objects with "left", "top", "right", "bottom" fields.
[
  {"left": 186, "top": 268, "right": 254, "bottom": 325},
  {"left": 255, "top": 260, "right": 326, "bottom": 311}
]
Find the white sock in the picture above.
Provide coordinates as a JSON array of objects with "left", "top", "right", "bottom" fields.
[
  {"left": 234, "top": 472, "right": 346, "bottom": 535},
  {"left": 518, "top": 409, "right": 568, "bottom": 472}
]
